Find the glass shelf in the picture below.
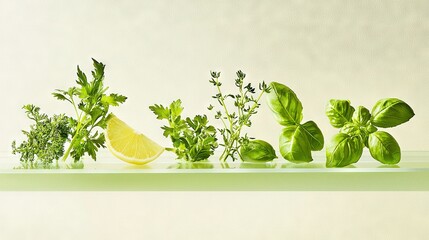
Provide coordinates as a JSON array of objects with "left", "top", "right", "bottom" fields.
[{"left": 1, "top": 151, "right": 428, "bottom": 191}]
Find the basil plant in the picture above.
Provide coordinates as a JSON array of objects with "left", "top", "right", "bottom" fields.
[
  {"left": 325, "top": 98, "right": 414, "bottom": 167},
  {"left": 266, "top": 82, "right": 324, "bottom": 163}
]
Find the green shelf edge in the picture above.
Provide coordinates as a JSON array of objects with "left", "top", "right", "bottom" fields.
[
  {"left": 1, "top": 151, "right": 429, "bottom": 191},
  {"left": 1, "top": 171, "right": 429, "bottom": 191}
]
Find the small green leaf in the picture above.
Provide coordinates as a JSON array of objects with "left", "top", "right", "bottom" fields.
[
  {"left": 91, "top": 58, "right": 105, "bottom": 80},
  {"left": 76, "top": 66, "right": 88, "bottom": 86},
  {"left": 340, "top": 123, "right": 361, "bottom": 136},
  {"left": 86, "top": 140, "right": 97, "bottom": 160},
  {"left": 326, "top": 133, "right": 363, "bottom": 168},
  {"left": 101, "top": 94, "right": 127, "bottom": 106},
  {"left": 368, "top": 131, "right": 401, "bottom": 164},
  {"left": 279, "top": 125, "right": 312, "bottom": 163},
  {"left": 266, "top": 82, "right": 303, "bottom": 125},
  {"left": 366, "top": 124, "right": 377, "bottom": 134},
  {"left": 301, "top": 121, "right": 324, "bottom": 151},
  {"left": 67, "top": 87, "right": 79, "bottom": 97},
  {"left": 92, "top": 133, "right": 105, "bottom": 147},
  {"left": 353, "top": 106, "right": 371, "bottom": 125},
  {"left": 240, "top": 140, "right": 277, "bottom": 162},
  {"left": 79, "top": 86, "right": 89, "bottom": 99},
  {"left": 112, "top": 93, "right": 127, "bottom": 104},
  {"left": 89, "top": 107, "right": 103, "bottom": 123},
  {"left": 326, "top": 99, "right": 355, "bottom": 128},
  {"left": 52, "top": 91, "right": 70, "bottom": 102},
  {"left": 185, "top": 117, "right": 197, "bottom": 130},
  {"left": 371, "top": 98, "right": 415, "bottom": 128},
  {"left": 149, "top": 104, "right": 170, "bottom": 120},
  {"left": 169, "top": 99, "right": 183, "bottom": 119},
  {"left": 161, "top": 126, "right": 174, "bottom": 138}
]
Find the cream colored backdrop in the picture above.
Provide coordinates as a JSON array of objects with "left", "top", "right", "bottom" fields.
[
  {"left": 0, "top": 0, "right": 428, "bottom": 151},
  {"left": 0, "top": 1, "right": 428, "bottom": 239}
]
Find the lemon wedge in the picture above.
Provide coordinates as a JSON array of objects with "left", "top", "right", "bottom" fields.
[{"left": 105, "top": 114, "right": 164, "bottom": 165}]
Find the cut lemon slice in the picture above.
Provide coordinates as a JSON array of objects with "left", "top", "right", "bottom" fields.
[{"left": 105, "top": 114, "right": 164, "bottom": 165}]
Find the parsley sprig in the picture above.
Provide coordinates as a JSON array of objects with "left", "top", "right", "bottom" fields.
[
  {"left": 53, "top": 58, "right": 127, "bottom": 162},
  {"left": 150, "top": 99, "right": 218, "bottom": 162},
  {"left": 209, "top": 71, "right": 271, "bottom": 162}
]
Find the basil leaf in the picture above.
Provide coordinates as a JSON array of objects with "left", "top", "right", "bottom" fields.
[
  {"left": 340, "top": 122, "right": 361, "bottom": 136},
  {"left": 326, "top": 133, "right": 363, "bottom": 167},
  {"left": 266, "top": 82, "right": 303, "bottom": 125},
  {"left": 366, "top": 124, "right": 377, "bottom": 134},
  {"left": 240, "top": 140, "right": 277, "bottom": 162},
  {"left": 352, "top": 106, "right": 371, "bottom": 125},
  {"left": 368, "top": 131, "right": 401, "bottom": 164},
  {"left": 371, "top": 98, "right": 415, "bottom": 128},
  {"left": 326, "top": 99, "right": 355, "bottom": 128},
  {"left": 279, "top": 125, "right": 312, "bottom": 163},
  {"left": 301, "top": 121, "right": 324, "bottom": 151}
]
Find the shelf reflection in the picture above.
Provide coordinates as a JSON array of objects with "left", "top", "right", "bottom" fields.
[{"left": 168, "top": 161, "right": 214, "bottom": 169}]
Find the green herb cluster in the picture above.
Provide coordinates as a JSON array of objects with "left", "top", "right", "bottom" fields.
[
  {"left": 12, "top": 59, "right": 127, "bottom": 168},
  {"left": 266, "top": 82, "right": 324, "bottom": 163},
  {"left": 12, "top": 105, "right": 70, "bottom": 169},
  {"left": 325, "top": 98, "right": 414, "bottom": 167},
  {"left": 150, "top": 99, "right": 218, "bottom": 162},
  {"left": 208, "top": 71, "right": 272, "bottom": 162},
  {"left": 53, "top": 58, "right": 127, "bottom": 162}
]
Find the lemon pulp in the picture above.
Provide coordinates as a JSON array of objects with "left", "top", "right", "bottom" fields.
[{"left": 105, "top": 114, "right": 164, "bottom": 165}]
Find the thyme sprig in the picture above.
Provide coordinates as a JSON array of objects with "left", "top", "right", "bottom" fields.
[{"left": 209, "top": 71, "right": 271, "bottom": 162}]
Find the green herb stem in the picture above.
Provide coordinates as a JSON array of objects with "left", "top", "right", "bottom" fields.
[
  {"left": 212, "top": 71, "right": 268, "bottom": 162},
  {"left": 214, "top": 77, "right": 233, "bottom": 130},
  {"left": 61, "top": 113, "right": 86, "bottom": 161}
]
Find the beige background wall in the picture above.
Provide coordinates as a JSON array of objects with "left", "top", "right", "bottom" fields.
[
  {"left": 0, "top": 1, "right": 428, "bottom": 239},
  {"left": 0, "top": 0, "right": 428, "bottom": 151}
]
